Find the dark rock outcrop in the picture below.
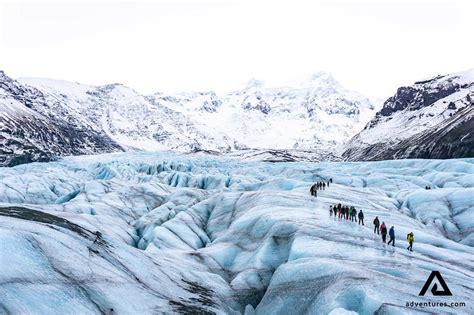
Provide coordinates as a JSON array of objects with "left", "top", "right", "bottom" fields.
[{"left": 343, "top": 69, "right": 474, "bottom": 161}]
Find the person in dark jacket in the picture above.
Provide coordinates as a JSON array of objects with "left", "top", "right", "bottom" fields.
[
  {"left": 310, "top": 184, "right": 317, "bottom": 197},
  {"left": 322, "top": 182, "right": 326, "bottom": 190},
  {"left": 327, "top": 181, "right": 330, "bottom": 187},
  {"left": 329, "top": 205, "right": 333, "bottom": 216},
  {"left": 358, "top": 210, "right": 364, "bottom": 225},
  {"left": 388, "top": 226, "right": 395, "bottom": 246},
  {"left": 380, "top": 222, "right": 387, "bottom": 243},
  {"left": 373, "top": 216, "right": 380, "bottom": 234},
  {"left": 330, "top": 178, "right": 333, "bottom": 183},
  {"left": 351, "top": 207, "right": 357, "bottom": 222}
]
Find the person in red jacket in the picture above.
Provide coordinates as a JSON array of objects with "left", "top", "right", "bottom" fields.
[{"left": 380, "top": 222, "right": 387, "bottom": 243}]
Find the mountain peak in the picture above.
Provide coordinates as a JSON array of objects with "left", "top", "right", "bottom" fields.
[
  {"left": 309, "top": 71, "right": 333, "bottom": 81},
  {"left": 304, "top": 72, "right": 340, "bottom": 87},
  {"left": 245, "top": 78, "right": 265, "bottom": 89}
]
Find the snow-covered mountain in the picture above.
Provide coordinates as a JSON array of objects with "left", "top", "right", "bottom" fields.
[
  {"left": 18, "top": 78, "right": 238, "bottom": 153},
  {"left": 149, "top": 72, "right": 377, "bottom": 151},
  {"left": 1, "top": 152, "right": 473, "bottom": 313},
  {"left": 5, "top": 67, "right": 473, "bottom": 166},
  {"left": 0, "top": 71, "right": 123, "bottom": 166},
  {"left": 343, "top": 69, "right": 474, "bottom": 160},
  {"left": 1, "top": 70, "right": 377, "bottom": 166}
]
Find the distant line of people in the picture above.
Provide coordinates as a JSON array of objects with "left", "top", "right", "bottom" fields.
[
  {"left": 425, "top": 186, "right": 432, "bottom": 190},
  {"left": 310, "top": 178, "right": 332, "bottom": 197}
]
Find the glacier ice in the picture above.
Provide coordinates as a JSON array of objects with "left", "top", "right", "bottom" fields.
[{"left": 0, "top": 152, "right": 473, "bottom": 314}]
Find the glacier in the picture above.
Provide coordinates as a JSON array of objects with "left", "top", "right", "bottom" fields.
[{"left": 0, "top": 152, "right": 473, "bottom": 314}]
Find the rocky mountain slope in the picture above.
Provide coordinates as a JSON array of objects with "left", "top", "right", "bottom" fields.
[
  {"left": 343, "top": 69, "right": 474, "bottom": 160},
  {"left": 0, "top": 71, "right": 123, "bottom": 166},
  {"left": 18, "top": 78, "right": 238, "bottom": 153}
]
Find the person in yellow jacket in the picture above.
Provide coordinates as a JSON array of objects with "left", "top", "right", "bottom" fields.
[{"left": 407, "top": 232, "right": 414, "bottom": 251}]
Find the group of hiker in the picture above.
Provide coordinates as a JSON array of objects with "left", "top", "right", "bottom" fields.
[
  {"left": 310, "top": 178, "right": 332, "bottom": 197},
  {"left": 330, "top": 204, "right": 365, "bottom": 225},
  {"left": 373, "top": 216, "right": 395, "bottom": 246},
  {"left": 425, "top": 186, "right": 432, "bottom": 190},
  {"left": 372, "top": 217, "right": 414, "bottom": 251},
  {"left": 310, "top": 179, "right": 415, "bottom": 252}
]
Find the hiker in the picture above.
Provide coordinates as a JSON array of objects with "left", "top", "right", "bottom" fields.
[
  {"left": 310, "top": 184, "right": 317, "bottom": 196},
  {"left": 407, "top": 232, "right": 414, "bottom": 252},
  {"left": 323, "top": 182, "right": 326, "bottom": 190},
  {"left": 327, "top": 181, "right": 330, "bottom": 187},
  {"left": 373, "top": 216, "right": 380, "bottom": 234},
  {"left": 388, "top": 226, "right": 395, "bottom": 246},
  {"left": 351, "top": 207, "right": 357, "bottom": 222},
  {"left": 358, "top": 210, "right": 364, "bottom": 225},
  {"left": 380, "top": 222, "right": 387, "bottom": 243},
  {"left": 329, "top": 205, "right": 333, "bottom": 216},
  {"left": 337, "top": 204, "right": 342, "bottom": 219},
  {"left": 330, "top": 178, "right": 333, "bottom": 183},
  {"left": 346, "top": 207, "right": 350, "bottom": 220}
]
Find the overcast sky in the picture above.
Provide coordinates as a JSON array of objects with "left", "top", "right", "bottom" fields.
[{"left": 1, "top": 0, "right": 473, "bottom": 99}]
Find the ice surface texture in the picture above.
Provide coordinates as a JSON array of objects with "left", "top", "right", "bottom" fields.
[{"left": 0, "top": 152, "right": 473, "bottom": 314}]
